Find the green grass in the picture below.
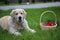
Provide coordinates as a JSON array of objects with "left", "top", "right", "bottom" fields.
[{"left": 0, "top": 6, "right": 60, "bottom": 40}]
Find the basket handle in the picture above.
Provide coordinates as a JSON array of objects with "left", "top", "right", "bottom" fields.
[{"left": 40, "top": 11, "right": 57, "bottom": 24}]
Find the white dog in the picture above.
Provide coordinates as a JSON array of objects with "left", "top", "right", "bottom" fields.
[{"left": 0, "top": 9, "right": 36, "bottom": 35}]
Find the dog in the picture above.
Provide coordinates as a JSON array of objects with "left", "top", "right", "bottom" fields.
[{"left": 0, "top": 9, "right": 36, "bottom": 36}]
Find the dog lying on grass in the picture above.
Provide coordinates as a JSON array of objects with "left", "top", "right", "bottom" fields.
[{"left": 0, "top": 9, "right": 36, "bottom": 36}]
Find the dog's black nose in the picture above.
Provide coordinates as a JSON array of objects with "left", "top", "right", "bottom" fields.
[{"left": 19, "top": 16, "right": 21, "bottom": 20}]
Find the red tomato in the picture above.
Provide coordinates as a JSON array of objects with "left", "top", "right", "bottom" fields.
[{"left": 51, "top": 23, "right": 55, "bottom": 26}]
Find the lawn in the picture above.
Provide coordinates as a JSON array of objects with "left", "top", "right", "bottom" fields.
[{"left": 0, "top": 7, "right": 60, "bottom": 40}]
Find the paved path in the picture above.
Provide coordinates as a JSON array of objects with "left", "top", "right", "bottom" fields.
[{"left": 0, "top": 2, "right": 60, "bottom": 10}]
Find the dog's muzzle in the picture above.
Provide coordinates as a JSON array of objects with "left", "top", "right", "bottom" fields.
[{"left": 19, "top": 16, "right": 22, "bottom": 21}]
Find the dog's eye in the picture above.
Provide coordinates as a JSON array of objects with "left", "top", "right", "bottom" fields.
[
  {"left": 21, "top": 13, "right": 23, "bottom": 14},
  {"left": 16, "top": 13, "right": 18, "bottom": 15}
]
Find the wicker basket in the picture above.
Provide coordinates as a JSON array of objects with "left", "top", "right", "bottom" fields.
[{"left": 40, "top": 11, "right": 57, "bottom": 30}]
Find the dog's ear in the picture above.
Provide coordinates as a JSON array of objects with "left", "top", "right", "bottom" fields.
[
  {"left": 10, "top": 10, "right": 16, "bottom": 17},
  {"left": 23, "top": 9, "right": 27, "bottom": 15},
  {"left": 22, "top": 9, "right": 27, "bottom": 18}
]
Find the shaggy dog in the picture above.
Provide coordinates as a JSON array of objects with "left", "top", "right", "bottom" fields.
[{"left": 0, "top": 9, "right": 36, "bottom": 35}]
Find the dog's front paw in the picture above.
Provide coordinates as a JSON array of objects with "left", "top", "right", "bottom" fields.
[
  {"left": 30, "top": 29, "right": 36, "bottom": 33},
  {"left": 14, "top": 32, "right": 21, "bottom": 36}
]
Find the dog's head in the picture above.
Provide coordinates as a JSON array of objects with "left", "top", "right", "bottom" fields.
[{"left": 10, "top": 9, "right": 26, "bottom": 22}]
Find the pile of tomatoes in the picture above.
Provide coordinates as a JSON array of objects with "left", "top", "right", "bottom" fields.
[{"left": 42, "top": 22, "right": 55, "bottom": 26}]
